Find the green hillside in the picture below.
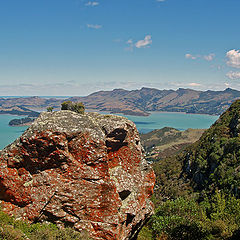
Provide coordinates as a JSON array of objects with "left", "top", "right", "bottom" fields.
[
  {"left": 138, "top": 100, "right": 240, "bottom": 240},
  {"left": 181, "top": 99, "right": 240, "bottom": 194}
]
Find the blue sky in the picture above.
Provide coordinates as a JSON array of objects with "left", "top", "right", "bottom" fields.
[{"left": 0, "top": 0, "right": 240, "bottom": 96}]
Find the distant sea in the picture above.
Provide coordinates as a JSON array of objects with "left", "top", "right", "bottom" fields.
[{"left": 0, "top": 111, "right": 219, "bottom": 150}]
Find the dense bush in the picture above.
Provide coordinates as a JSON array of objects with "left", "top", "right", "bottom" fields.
[
  {"left": 150, "top": 197, "right": 206, "bottom": 240},
  {"left": 180, "top": 100, "right": 240, "bottom": 195},
  {"left": 138, "top": 191, "right": 240, "bottom": 240},
  {"left": 61, "top": 101, "right": 85, "bottom": 114}
]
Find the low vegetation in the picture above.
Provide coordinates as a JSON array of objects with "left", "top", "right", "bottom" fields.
[{"left": 0, "top": 209, "right": 91, "bottom": 240}]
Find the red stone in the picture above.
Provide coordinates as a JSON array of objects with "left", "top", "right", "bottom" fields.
[{"left": 0, "top": 111, "right": 155, "bottom": 239}]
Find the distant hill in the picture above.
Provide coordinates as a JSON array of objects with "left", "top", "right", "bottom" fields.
[
  {"left": 1, "top": 87, "right": 240, "bottom": 116},
  {"left": 67, "top": 87, "right": 240, "bottom": 116},
  {"left": 140, "top": 127, "right": 205, "bottom": 160},
  {"left": 0, "top": 96, "right": 62, "bottom": 112},
  {"left": 0, "top": 105, "right": 40, "bottom": 117}
]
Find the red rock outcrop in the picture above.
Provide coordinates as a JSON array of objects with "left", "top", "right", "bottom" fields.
[{"left": 0, "top": 111, "right": 155, "bottom": 240}]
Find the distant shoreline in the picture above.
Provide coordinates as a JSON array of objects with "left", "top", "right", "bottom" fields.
[
  {"left": 92, "top": 110, "right": 219, "bottom": 117},
  {"left": 148, "top": 111, "right": 219, "bottom": 117}
]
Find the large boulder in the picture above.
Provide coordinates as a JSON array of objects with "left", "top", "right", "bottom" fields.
[{"left": 0, "top": 111, "right": 155, "bottom": 240}]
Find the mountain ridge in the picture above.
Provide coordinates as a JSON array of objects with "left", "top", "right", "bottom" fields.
[
  {"left": 1, "top": 87, "right": 240, "bottom": 116},
  {"left": 67, "top": 87, "right": 240, "bottom": 116}
]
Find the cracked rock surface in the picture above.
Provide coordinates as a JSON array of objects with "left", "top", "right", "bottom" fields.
[{"left": 0, "top": 111, "right": 155, "bottom": 240}]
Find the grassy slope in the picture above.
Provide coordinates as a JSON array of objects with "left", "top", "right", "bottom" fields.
[
  {"left": 0, "top": 208, "right": 91, "bottom": 240},
  {"left": 141, "top": 127, "right": 205, "bottom": 160}
]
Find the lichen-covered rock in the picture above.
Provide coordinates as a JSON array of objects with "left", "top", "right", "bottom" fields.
[{"left": 0, "top": 111, "right": 155, "bottom": 240}]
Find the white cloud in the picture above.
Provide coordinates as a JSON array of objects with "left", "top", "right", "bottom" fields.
[
  {"left": 125, "top": 36, "right": 152, "bottom": 51},
  {"left": 226, "top": 49, "right": 240, "bottom": 68},
  {"left": 156, "top": 0, "right": 165, "bottom": 2},
  {"left": 87, "top": 24, "right": 102, "bottom": 29},
  {"left": 85, "top": 1, "right": 99, "bottom": 6},
  {"left": 185, "top": 53, "right": 215, "bottom": 61},
  {"left": 172, "top": 82, "right": 203, "bottom": 88},
  {"left": 187, "top": 82, "right": 202, "bottom": 87},
  {"left": 185, "top": 54, "right": 197, "bottom": 60},
  {"left": 135, "top": 35, "right": 152, "bottom": 48},
  {"left": 204, "top": 53, "right": 215, "bottom": 61},
  {"left": 3, "top": 81, "right": 240, "bottom": 96},
  {"left": 226, "top": 71, "right": 240, "bottom": 80}
]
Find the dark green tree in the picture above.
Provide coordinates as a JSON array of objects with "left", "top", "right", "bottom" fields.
[{"left": 61, "top": 101, "right": 73, "bottom": 110}]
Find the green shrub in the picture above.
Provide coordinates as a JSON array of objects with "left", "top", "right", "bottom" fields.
[
  {"left": 150, "top": 197, "right": 206, "bottom": 239},
  {"left": 61, "top": 101, "right": 85, "bottom": 114},
  {"left": 47, "top": 107, "right": 53, "bottom": 112}
]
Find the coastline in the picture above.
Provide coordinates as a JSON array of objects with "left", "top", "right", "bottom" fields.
[
  {"left": 9, "top": 122, "right": 33, "bottom": 127},
  {"left": 92, "top": 110, "right": 219, "bottom": 118},
  {"left": 148, "top": 111, "right": 220, "bottom": 117}
]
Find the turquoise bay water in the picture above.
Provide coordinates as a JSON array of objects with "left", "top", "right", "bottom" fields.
[
  {"left": 0, "top": 115, "right": 28, "bottom": 150},
  {"left": 0, "top": 112, "right": 219, "bottom": 150},
  {"left": 114, "top": 112, "right": 219, "bottom": 133}
]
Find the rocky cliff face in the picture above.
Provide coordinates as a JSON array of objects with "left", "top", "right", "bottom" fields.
[{"left": 0, "top": 111, "right": 155, "bottom": 240}]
